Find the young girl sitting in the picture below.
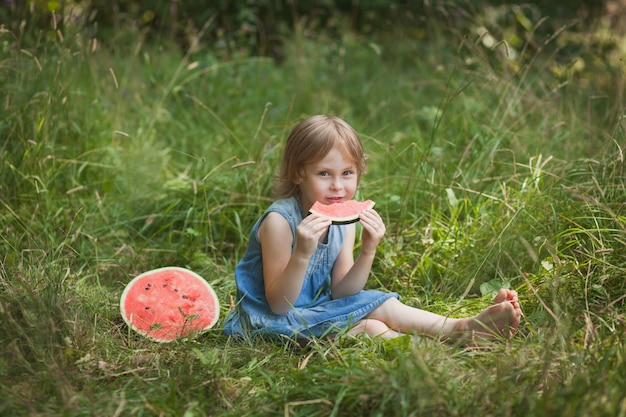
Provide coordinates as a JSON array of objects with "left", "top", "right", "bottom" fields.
[{"left": 223, "top": 115, "right": 521, "bottom": 343}]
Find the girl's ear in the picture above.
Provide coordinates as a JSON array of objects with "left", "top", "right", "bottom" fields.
[{"left": 293, "top": 169, "right": 304, "bottom": 184}]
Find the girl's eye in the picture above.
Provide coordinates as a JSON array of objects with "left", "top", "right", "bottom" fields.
[
  {"left": 318, "top": 171, "right": 330, "bottom": 177},
  {"left": 343, "top": 170, "right": 354, "bottom": 176}
]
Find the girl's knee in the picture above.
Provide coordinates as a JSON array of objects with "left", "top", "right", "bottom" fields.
[
  {"left": 364, "top": 319, "right": 391, "bottom": 334},
  {"left": 351, "top": 318, "right": 391, "bottom": 337},
  {"left": 370, "top": 298, "right": 401, "bottom": 318}
]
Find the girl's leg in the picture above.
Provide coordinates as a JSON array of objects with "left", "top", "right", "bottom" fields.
[
  {"left": 366, "top": 289, "right": 521, "bottom": 341},
  {"left": 347, "top": 318, "right": 402, "bottom": 339}
]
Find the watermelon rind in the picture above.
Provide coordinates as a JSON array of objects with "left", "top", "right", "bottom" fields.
[
  {"left": 120, "top": 266, "right": 220, "bottom": 342},
  {"left": 330, "top": 218, "right": 362, "bottom": 225},
  {"left": 309, "top": 200, "right": 375, "bottom": 225}
]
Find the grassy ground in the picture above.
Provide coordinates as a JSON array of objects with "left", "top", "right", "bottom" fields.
[{"left": 2, "top": 5, "right": 626, "bottom": 416}]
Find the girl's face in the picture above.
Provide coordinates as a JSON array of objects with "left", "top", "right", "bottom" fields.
[{"left": 297, "top": 145, "right": 359, "bottom": 212}]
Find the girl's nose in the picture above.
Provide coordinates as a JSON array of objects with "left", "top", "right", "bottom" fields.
[{"left": 330, "top": 177, "right": 342, "bottom": 190}]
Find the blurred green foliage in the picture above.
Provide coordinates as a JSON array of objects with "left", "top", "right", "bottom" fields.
[{"left": 1, "top": 0, "right": 609, "bottom": 56}]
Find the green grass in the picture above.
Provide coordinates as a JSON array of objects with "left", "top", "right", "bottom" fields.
[{"left": 2, "top": 5, "right": 626, "bottom": 416}]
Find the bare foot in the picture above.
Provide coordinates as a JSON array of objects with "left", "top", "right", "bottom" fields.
[{"left": 452, "top": 289, "right": 522, "bottom": 344}]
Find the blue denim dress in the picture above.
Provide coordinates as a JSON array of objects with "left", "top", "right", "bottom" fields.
[{"left": 223, "top": 196, "right": 399, "bottom": 339}]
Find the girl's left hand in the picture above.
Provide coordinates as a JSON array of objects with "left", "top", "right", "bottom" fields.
[{"left": 358, "top": 208, "right": 386, "bottom": 254}]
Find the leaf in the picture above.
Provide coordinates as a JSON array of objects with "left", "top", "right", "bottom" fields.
[
  {"left": 445, "top": 188, "right": 459, "bottom": 208},
  {"left": 479, "top": 278, "right": 509, "bottom": 298}
]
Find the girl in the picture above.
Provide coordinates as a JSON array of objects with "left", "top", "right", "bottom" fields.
[{"left": 223, "top": 115, "right": 521, "bottom": 343}]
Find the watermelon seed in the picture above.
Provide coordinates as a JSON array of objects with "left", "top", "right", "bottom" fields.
[
  {"left": 182, "top": 295, "right": 188, "bottom": 299},
  {"left": 145, "top": 306, "right": 150, "bottom": 310}
]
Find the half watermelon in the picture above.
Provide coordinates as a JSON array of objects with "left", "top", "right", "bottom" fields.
[
  {"left": 309, "top": 199, "right": 376, "bottom": 225},
  {"left": 120, "top": 267, "right": 220, "bottom": 342}
]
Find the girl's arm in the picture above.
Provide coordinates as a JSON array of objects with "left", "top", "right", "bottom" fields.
[
  {"left": 259, "top": 212, "right": 331, "bottom": 315},
  {"left": 330, "top": 208, "right": 385, "bottom": 298}
]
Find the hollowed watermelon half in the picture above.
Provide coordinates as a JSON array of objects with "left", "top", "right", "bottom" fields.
[
  {"left": 309, "top": 199, "right": 375, "bottom": 225},
  {"left": 120, "top": 267, "right": 220, "bottom": 342}
]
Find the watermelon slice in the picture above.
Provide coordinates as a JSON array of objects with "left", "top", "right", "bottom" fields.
[
  {"left": 309, "top": 199, "right": 376, "bottom": 225},
  {"left": 120, "top": 267, "right": 220, "bottom": 342}
]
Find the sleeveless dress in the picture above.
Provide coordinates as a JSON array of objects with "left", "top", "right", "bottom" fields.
[{"left": 223, "top": 196, "right": 399, "bottom": 339}]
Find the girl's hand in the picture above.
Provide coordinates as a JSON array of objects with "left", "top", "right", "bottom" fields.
[
  {"left": 294, "top": 213, "right": 332, "bottom": 258},
  {"left": 358, "top": 208, "right": 386, "bottom": 255}
]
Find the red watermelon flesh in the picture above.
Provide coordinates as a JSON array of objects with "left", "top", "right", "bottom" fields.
[
  {"left": 309, "top": 199, "right": 375, "bottom": 224},
  {"left": 120, "top": 267, "right": 220, "bottom": 342}
]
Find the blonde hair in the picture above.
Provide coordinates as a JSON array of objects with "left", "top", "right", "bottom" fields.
[{"left": 274, "top": 115, "right": 367, "bottom": 198}]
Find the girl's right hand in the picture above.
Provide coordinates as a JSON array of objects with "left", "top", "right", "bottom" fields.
[{"left": 294, "top": 213, "right": 332, "bottom": 257}]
